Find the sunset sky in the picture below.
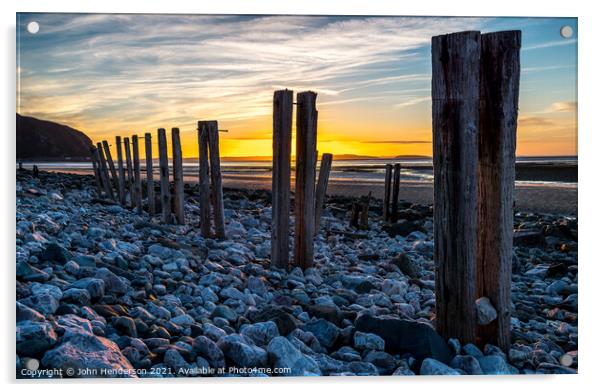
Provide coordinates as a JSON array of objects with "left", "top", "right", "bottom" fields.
[{"left": 16, "top": 14, "right": 577, "bottom": 158}]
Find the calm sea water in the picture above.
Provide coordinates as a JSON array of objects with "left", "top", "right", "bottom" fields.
[{"left": 18, "top": 157, "right": 577, "bottom": 188}]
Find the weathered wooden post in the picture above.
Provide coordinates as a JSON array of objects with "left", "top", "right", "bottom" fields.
[
  {"left": 115, "top": 136, "right": 127, "bottom": 205},
  {"left": 132, "top": 135, "right": 143, "bottom": 214},
  {"left": 432, "top": 31, "right": 480, "bottom": 344},
  {"left": 96, "top": 142, "right": 114, "bottom": 199},
  {"left": 476, "top": 31, "right": 520, "bottom": 351},
  {"left": 360, "top": 191, "right": 372, "bottom": 229},
  {"left": 383, "top": 163, "right": 393, "bottom": 219},
  {"left": 207, "top": 121, "right": 226, "bottom": 239},
  {"left": 271, "top": 90, "right": 293, "bottom": 268},
  {"left": 197, "top": 121, "right": 211, "bottom": 237},
  {"left": 144, "top": 133, "right": 155, "bottom": 215},
  {"left": 18, "top": 161, "right": 23, "bottom": 171},
  {"left": 171, "top": 128, "right": 185, "bottom": 224},
  {"left": 101, "top": 140, "right": 120, "bottom": 199},
  {"left": 90, "top": 146, "right": 103, "bottom": 196},
  {"left": 157, "top": 128, "right": 171, "bottom": 223},
  {"left": 124, "top": 137, "right": 135, "bottom": 208},
  {"left": 314, "top": 152, "right": 333, "bottom": 230},
  {"left": 294, "top": 91, "right": 318, "bottom": 269},
  {"left": 390, "top": 163, "right": 401, "bottom": 222}
]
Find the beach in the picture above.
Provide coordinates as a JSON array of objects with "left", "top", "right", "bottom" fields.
[{"left": 16, "top": 169, "right": 578, "bottom": 377}]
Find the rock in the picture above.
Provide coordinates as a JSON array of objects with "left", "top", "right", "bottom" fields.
[
  {"left": 524, "top": 265, "right": 549, "bottom": 279},
  {"left": 211, "top": 305, "right": 238, "bottom": 323},
  {"left": 546, "top": 280, "right": 569, "bottom": 295},
  {"left": 384, "top": 220, "right": 424, "bottom": 237},
  {"left": 477, "top": 355, "right": 513, "bottom": 375},
  {"left": 355, "top": 315, "right": 453, "bottom": 363},
  {"left": 114, "top": 316, "right": 137, "bottom": 337},
  {"left": 69, "top": 278, "right": 105, "bottom": 300},
  {"left": 62, "top": 288, "right": 91, "bottom": 306},
  {"left": 74, "top": 255, "right": 97, "bottom": 268},
  {"left": 21, "top": 293, "right": 59, "bottom": 316},
  {"left": 302, "top": 319, "right": 339, "bottom": 349},
  {"left": 353, "top": 331, "right": 385, "bottom": 351},
  {"left": 348, "top": 361, "right": 379, "bottom": 376},
  {"left": 475, "top": 297, "right": 498, "bottom": 326},
  {"left": 449, "top": 355, "right": 483, "bottom": 375},
  {"left": 513, "top": 230, "right": 546, "bottom": 247},
  {"left": 164, "top": 349, "right": 194, "bottom": 375},
  {"left": 41, "top": 243, "right": 72, "bottom": 263},
  {"left": 217, "top": 334, "right": 268, "bottom": 368},
  {"left": 247, "top": 276, "right": 268, "bottom": 296},
  {"left": 95, "top": 268, "right": 128, "bottom": 295},
  {"left": 363, "top": 350, "right": 397, "bottom": 374},
  {"left": 193, "top": 336, "right": 225, "bottom": 368},
  {"left": 240, "top": 321, "right": 279, "bottom": 347},
  {"left": 267, "top": 336, "right": 321, "bottom": 376},
  {"left": 420, "top": 358, "right": 461, "bottom": 375},
  {"left": 16, "top": 301, "right": 45, "bottom": 322},
  {"left": 41, "top": 333, "right": 136, "bottom": 378},
  {"left": 248, "top": 307, "right": 298, "bottom": 335},
  {"left": 16, "top": 320, "right": 57, "bottom": 357},
  {"left": 390, "top": 253, "right": 420, "bottom": 278},
  {"left": 170, "top": 314, "right": 195, "bottom": 328}
]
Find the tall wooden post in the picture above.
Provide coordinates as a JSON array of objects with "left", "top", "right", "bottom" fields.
[
  {"left": 132, "top": 135, "right": 143, "bottom": 214},
  {"left": 383, "top": 163, "right": 393, "bottom": 219},
  {"left": 157, "top": 128, "right": 171, "bottom": 224},
  {"left": 115, "top": 136, "right": 127, "bottom": 205},
  {"left": 314, "top": 152, "right": 333, "bottom": 230},
  {"left": 390, "top": 163, "right": 401, "bottom": 223},
  {"left": 432, "top": 31, "right": 480, "bottom": 344},
  {"left": 101, "top": 140, "right": 119, "bottom": 199},
  {"left": 124, "top": 137, "right": 135, "bottom": 208},
  {"left": 270, "top": 90, "right": 293, "bottom": 268},
  {"left": 198, "top": 122, "right": 211, "bottom": 237},
  {"left": 476, "top": 31, "right": 520, "bottom": 351},
  {"left": 145, "top": 133, "right": 155, "bottom": 215},
  {"left": 96, "top": 142, "right": 114, "bottom": 200},
  {"left": 294, "top": 91, "right": 318, "bottom": 270},
  {"left": 90, "top": 146, "right": 103, "bottom": 196},
  {"left": 171, "top": 128, "right": 185, "bottom": 224},
  {"left": 207, "top": 121, "right": 226, "bottom": 239}
]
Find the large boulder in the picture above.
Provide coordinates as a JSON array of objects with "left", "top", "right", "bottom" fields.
[
  {"left": 41, "top": 333, "right": 136, "bottom": 378},
  {"left": 16, "top": 320, "right": 57, "bottom": 357},
  {"left": 267, "top": 336, "right": 321, "bottom": 376},
  {"left": 354, "top": 315, "right": 453, "bottom": 364}
]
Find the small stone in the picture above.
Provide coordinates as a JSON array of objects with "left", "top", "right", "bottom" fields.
[
  {"left": 170, "top": 314, "right": 195, "bottom": 327},
  {"left": 475, "top": 297, "right": 498, "bottom": 326},
  {"left": 41, "top": 243, "right": 72, "bottom": 264},
  {"left": 420, "top": 358, "right": 461, "bottom": 375},
  {"left": 193, "top": 335, "right": 225, "bottom": 368},
  {"left": 114, "top": 316, "right": 137, "bottom": 337},
  {"left": 267, "top": 336, "right": 321, "bottom": 376},
  {"left": 21, "top": 293, "right": 59, "bottom": 316},
  {"left": 62, "top": 288, "right": 91, "bottom": 305},
  {"left": 478, "top": 355, "right": 513, "bottom": 375},
  {"left": 210, "top": 305, "right": 238, "bottom": 322},
  {"left": 217, "top": 334, "right": 268, "bottom": 368},
  {"left": 302, "top": 319, "right": 339, "bottom": 349},
  {"left": 450, "top": 355, "right": 483, "bottom": 375},
  {"left": 95, "top": 268, "right": 128, "bottom": 295},
  {"left": 240, "top": 321, "right": 279, "bottom": 347},
  {"left": 16, "top": 320, "right": 57, "bottom": 357},
  {"left": 354, "top": 331, "right": 385, "bottom": 351},
  {"left": 69, "top": 278, "right": 105, "bottom": 300}
]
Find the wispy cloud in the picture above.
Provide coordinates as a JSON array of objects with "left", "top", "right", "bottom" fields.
[
  {"left": 545, "top": 101, "right": 577, "bottom": 113},
  {"left": 523, "top": 38, "right": 577, "bottom": 51}
]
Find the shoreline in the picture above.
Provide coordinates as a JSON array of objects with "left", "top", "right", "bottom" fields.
[{"left": 24, "top": 168, "right": 577, "bottom": 215}]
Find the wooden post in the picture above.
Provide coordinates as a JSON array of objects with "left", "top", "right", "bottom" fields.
[
  {"left": 132, "top": 135, "right": 143, "bottom": 214},
  {"left": 101, "top": 140, "right": 120, "bottom": 200},
  {"left": 349, "top": 202, "right": 360, "bottom": 228},
  {"left": 157, "top": 128, "right": 171, "bottom": 223},
  {"left": 360, "top": 191, "right": 372, "bottom": 229},
  {"left": 207, "top": 121, "right": 226, "bottom": 239},
  {"left": 314, "top": 152, "right": 333, "bottom": 231},
  {"left": 96, "top": 142, "right": 114, "bottom": 199},
  {"left": 271, "top": 90, "right": 293, "bottom": 268},
  {"left": 171, "top": 128, "right": 185, "bottom": 224},
  {"left": 18, "top": 161, "right": 23, "bottom": 171},
  {"left": 115, "top": 136, "right": 127, "bottom": 205},
  {"left": 145, "top": 133, "right": 155, "bottom": 215},
  {"left": 383, "top": 163, "right": 393, "bottom": 219},
  {"left": 124, "top": 137, "right": 135, "bottom": 208},
  {"left": 198, "top": 122, "right": 211, "bottom": 236},
  {"left": 90, "top": 146, "right": 103, "bottom": 196},
  {"left": 476, "top": 31, "right": 520, "bottom": 351},
  {"left": 32, "top": 165, "right": 39, "bottom": 177},
  {"left": 390, "top": 163, "right": 401, "bottom": 222},
  {"left": 432, "top": 31, "right": 480, "bottom": 344},
  {"left": 294, "top": 91, "right": 318, "bottom": 270}
]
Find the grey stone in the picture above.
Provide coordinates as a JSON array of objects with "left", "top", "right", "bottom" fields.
[
  {"left": 354, "top": 331, "right": 385, "bottom": 351},
  {"left": 450, "top": 355, "right": 483, "bottom": 375},
  {"left": 267, "top": 336, "right": 321, "bottom": 376},
  {"left": 16, "top": 320, "right": 57, "bottom": 357},
  {"left": 302, "top": 319, "right": 339, "bottom": 349},
  {"left": 217, "top": 334, "right": 268, "bottom": 368},
  {"left": 69, "top": 278, "right": 105, "bottom": 300},
  {"left": 240, "top": 321, "right": 279, "bottom": 347},
  {"left": 193, "top": 335, "right": 225, "bottom": 368},
  {"left": 420, "top": 358, "right": 461, "bottom": 375},
  {"left": 21, "top": 293, "right": 59, "bottom": 316},
  {"left": 62, "top": 288, "right": 91, "bottom": 305},
  {"left": 476, "top": 297, "right": 498, "bottom": 326},
  {"left": 478, "top": 355, "right": 513, "bottom": 375},
  {"left": 95, "top": 268, "right": 128, "bottom": 295}
]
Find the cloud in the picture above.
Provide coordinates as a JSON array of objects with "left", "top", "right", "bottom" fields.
[
  {"left": 523, "top": 38, "right": 577, "bottom": 51},
  {"left": 545, "top": 101, "right": 577, "bottom": 113},
  {"left": 393, "top": 96, "right": 430, "bottom": 108}
]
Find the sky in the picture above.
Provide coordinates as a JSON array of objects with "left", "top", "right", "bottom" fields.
[{"left": 16, "top": 14, "right": 577, "bottom": 158}]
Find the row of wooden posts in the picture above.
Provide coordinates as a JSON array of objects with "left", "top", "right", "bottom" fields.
[{"left": 89, "top": 123, "right": 226, "bottom": 239}]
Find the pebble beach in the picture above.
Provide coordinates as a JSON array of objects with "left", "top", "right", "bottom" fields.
[{"left": 16, "top": 170, "right": 578, "bottom": 377}]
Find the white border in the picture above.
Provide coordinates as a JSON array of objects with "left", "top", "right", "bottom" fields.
[{"left": 3, "top": 1, "right": 599, "bottom": 391}]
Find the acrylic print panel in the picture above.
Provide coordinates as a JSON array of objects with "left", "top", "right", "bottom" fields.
[{"left": 15, "top": 13, "right": 577, "bottom": 378}]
